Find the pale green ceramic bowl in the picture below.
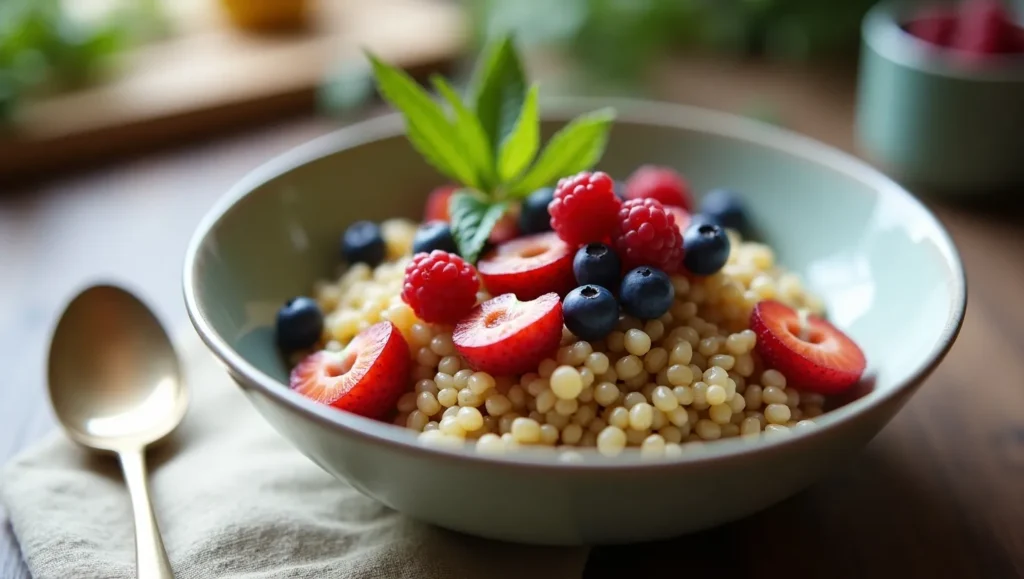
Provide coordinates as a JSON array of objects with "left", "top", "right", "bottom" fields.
[
  {"left": 856, "top": 0, "right": 1024, "bottom": 193},
  {"left": 183, "top": 99, "right": 967, "bottom": 546}
]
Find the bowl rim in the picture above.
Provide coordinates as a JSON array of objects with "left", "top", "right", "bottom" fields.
[
  {"left": 183, "top": 97, "right": 968, "bottom": 470},
  {"left": 863, "top": 0, "right": 1024, "bottom": 82}
]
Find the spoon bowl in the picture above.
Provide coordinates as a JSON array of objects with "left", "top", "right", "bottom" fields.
[
  {"left": 48, "top": 284, "right": 187, "bottom": 451},
  {"left": 48, "top": 284, "right": 186, "bottom": 578}
]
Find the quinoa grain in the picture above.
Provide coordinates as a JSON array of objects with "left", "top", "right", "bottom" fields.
[{"left": 310, "top": 229, "right": 834, "bottom": 456}]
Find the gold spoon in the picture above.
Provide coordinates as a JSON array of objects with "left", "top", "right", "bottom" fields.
[{"left": 48, "top": 284, "right": 187, "bottom": 579}]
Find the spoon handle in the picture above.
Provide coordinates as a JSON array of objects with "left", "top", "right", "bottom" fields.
[{"left": 119, "top": 449, "right": 175, "bottom": 579}]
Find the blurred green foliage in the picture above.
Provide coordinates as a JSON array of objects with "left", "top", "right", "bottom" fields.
[
  {"left": 0, "top": 0, "right": 169, "bottom": 126},
  {"left": 468, "top": 0, "right": 877, "bottom": 84}
]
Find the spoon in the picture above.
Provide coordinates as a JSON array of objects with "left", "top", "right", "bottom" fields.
[{"left": 48, "top": 284, "right": 187, "bottom": 579}]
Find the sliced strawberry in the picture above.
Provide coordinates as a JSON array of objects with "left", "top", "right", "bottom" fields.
[
  {"left": 664, "top": 205, "right": 692, "bottom": 235},
  {"left": 425, "top": 184, "right": 458, "bottom": 222},
  {"left": 477, "top": 231, "right": 576, "bottom": 300},
  {"left": 453, "top": 292, "right": 563, "bottom": 375},
  {"left": 289, "top": 321, "right": 411, "bottom": 419},
  {"left": 751, "top": 300, "right": 866, "bottom": 395},
  {"left": 488, "top": 211, "right": 521, "bottom": 244}
]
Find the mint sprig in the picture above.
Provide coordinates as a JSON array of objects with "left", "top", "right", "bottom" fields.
[
  {"left": 431, "top": 75, "right": 495, "bottom": 189},
  {"left": 497, "top": 84, "right": 539, "bottom": 183},
  {"left": 366, "top": 35, "right": 616, "bottom": 262},
  {"left": 469, "top": 36, "right": 527, "bottom": 158},
  {"left": 508, "top": 107, "right": 615, "bottom": 196},
  {"left": 366, "top": 53, "right": 480, "bottom": 189},
  {"left": 448, "top": 193, "right": 509, "bottom": 263}
]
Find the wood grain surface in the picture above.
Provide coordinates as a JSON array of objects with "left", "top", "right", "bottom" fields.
[
  {"left": 2, "top": 57, "right": 1023, "bottom": 579},
  {"left": 0, "top": 0, "right": 465, "bottom": 182}
]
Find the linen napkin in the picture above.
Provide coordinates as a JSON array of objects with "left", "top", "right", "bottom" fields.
[{"left": 0, "top": 331, "right": 589, "bottom": 579}]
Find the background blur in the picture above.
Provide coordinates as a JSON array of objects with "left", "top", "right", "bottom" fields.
[{"left": 0, "top": 0, "right": 893, "bottom": 182}]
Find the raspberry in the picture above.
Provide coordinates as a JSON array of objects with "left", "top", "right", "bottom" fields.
[
  {"left": 613, "top": 198, "right": 684, "bottom": 273},
  {"left": 549, "top": 171, "right": 622, "bottom": 245},
  {"left": 625, "top": 165, "right": 693, "bottom": 211},
  {"left": 402, "top": 250, "right": 480, "bottom": 324}
]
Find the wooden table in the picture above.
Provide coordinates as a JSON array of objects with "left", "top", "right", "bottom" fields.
[
  {"left": 0, "top": 0, "right": 465, "bottom": 181},
  {"left": 3, "top": 58, "right": 1023, "bottom": 579}
]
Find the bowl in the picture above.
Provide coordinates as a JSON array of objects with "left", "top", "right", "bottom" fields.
[
  {"left": 855, "top": 0, "right": 1024, "bottom": 193},
  {"left": 183, "top": 98, "right": 967, "bottom": 546}
]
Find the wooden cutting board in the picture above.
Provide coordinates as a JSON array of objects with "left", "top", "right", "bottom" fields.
[{"left": 0, "top": 0, "right": 466, "bottom": 182}]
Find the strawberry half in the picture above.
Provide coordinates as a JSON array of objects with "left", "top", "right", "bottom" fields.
[
  {"left": 289, "top": 321, "right": 411, "bottom": 419},
  {"left": 425, "top": 184, "right": 457, "bottom": 222},
  {"left": 477, "top": 231, "right": 576, "bottom": 300},
  {"left": 488, "top": 211, "right": 521, "bottom": 244},
  {"left": 750, "top": 300, "right": 866, "bottom": 395},
  {"left": 665, "top": 205, "right": 692, "bottom": 235},
  {"left": 453, "top": 292, "right": 563, "bottom": 376}
]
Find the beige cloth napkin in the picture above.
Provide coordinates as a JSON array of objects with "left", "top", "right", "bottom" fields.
[{"left": 0, "top": 332, "right": 589, "bottom": 579}]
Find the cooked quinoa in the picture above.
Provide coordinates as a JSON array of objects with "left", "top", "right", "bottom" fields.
[{"left": 309, "top": 218, "right": 828, "bottom": 458}]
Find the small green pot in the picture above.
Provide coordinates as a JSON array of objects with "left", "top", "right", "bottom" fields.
[{"left": 855, "top": 0, "right": 1024, "bottom": 194}]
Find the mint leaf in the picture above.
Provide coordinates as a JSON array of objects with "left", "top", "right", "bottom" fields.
[
  {"left": 366, "top": 53, "right": 479, "bottom": 188},
  {"left": 497, "top": 84, "right": 539, "bottom": 183},
  {"left": 431, "top": 75, "right": 495, "bottom": 190},
  {"left": 449, "top": 192, "right": 509, "bottom": 263},
  {"left": 509, "top": 107, "right": 616, "bottom": 197},
  {"left": 469, "top": 35, "right": 526, "bottom": 155}
]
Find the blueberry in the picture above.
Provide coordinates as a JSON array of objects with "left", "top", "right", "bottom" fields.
[
  {"left": 518, "top": 187, "right": 555, "bottom": 234},
  {"left": 619, "top": 267, "right": 674, "bottom": 320},
  {"left": 700, "top": 188, "right": 748, "bottom": 232},
  {"left": 563, "top": 285, "right": 620, "bottom": 341},
  {"left": 341, "top": 220, "right": 385, "bottom": 266},
  {"left": 682, "top": 222, "right": 731, "bottom": 276},
  {"left": 276, "top": 296, "right": 323, "bottom": 351},
  {"left": 412, "top": 220, "right": 457, "bottom": 255},
  {"left": 573, "top": 243, "right": 622, "bottom": 290}
]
